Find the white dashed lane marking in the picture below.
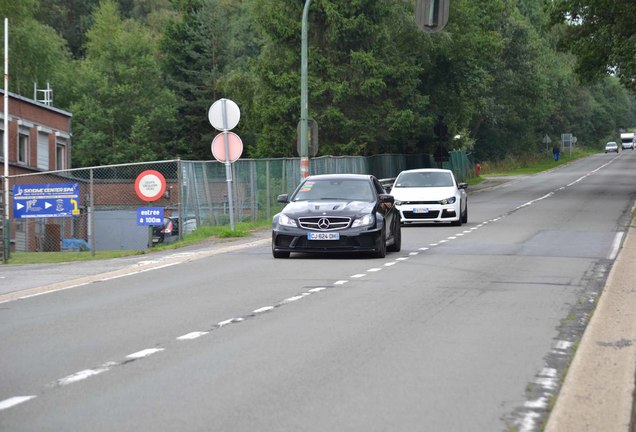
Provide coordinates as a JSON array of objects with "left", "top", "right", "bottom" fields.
[
  {"left": 126, "top": 348, "right": 165, "bottom": 360},
  {"left": 56, "top": 362, "right": 117, "bottom": 386},
  {"left": 177, "top": 331, "right": 208, "bottom": 341},
  {"left": 0, "top": 396, "right": 37, "bottom": 411},
  {"left": 5, "top": 168, "right": 621, "bottom": 413}
]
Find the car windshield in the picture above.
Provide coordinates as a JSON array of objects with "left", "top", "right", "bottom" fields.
[
  {"left": 394, "top": 172, "right": 454, "bottom": 188},
  {"left": 292, "top": 179, "right": 375, "bottom": 202}
]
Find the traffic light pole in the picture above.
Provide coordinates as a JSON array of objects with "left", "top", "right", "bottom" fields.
[{"left": 300, "top": 0, "right": 311, "bottom": 180}]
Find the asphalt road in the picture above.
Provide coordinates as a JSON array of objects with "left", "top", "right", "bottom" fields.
[{"left": 1, "top": 153, "right": 635, "bottom": 432}]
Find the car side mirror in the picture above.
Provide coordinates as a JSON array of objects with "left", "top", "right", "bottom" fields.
[
  {"left": 458, "top": 182, "right": 468, "bottom": 190},
  {"left": 277, "top": 194, "right": 289, "bottom": 203}
]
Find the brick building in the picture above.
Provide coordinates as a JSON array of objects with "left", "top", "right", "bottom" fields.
[
  {"left": 1, "top": 90, "right": 72, "bottom": 174},
  {"left": 1, "top": 90, "right": 73, "bottom": 252}
]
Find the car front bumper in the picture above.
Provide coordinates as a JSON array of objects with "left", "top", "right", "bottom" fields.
[
  {"left": 396, "top": 203, "right": 460, "bottom": 223},
  {"left": 272, "top": 225, "right": 383, "bottom": 254}
]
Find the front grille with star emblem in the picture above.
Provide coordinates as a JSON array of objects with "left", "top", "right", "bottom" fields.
[{"left": 298, "top": 216, "right": 351, "bottom": 231}]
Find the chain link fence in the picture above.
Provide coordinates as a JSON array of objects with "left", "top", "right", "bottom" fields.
[{"left": 6, "top": 151, "right": 474, "bottom": 253}]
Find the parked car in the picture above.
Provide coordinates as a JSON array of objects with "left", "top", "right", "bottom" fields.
[
  {"left": 390, "top": 168, "right": 468, "bottom": 226},
  {"left": 271, "top": 174, "right": 401, "bottom": 258},
  {"left": 605, "top": 141, "right": 619, "bottom": 153},
  {"left": 152, "top": 216, "right": 197, "bottom": 245}
]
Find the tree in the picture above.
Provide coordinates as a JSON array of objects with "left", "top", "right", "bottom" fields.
[
  {"left": 161, "top": 0, "right": 258, "bottom": 159},
  {"left": 35, "top": 0, "right": 99, "bottom": 59},
  {"left": 250, "top": 0, "right": 432, "bottom": 157},
  {"left": 70, "top": 0, "right": 180, "bottom": 166},
  {"left": 549, "top": 0, "right": 636, "bottom": 92},
  {"left": 0, "top": 0, "right": 73, "bottom": 101}
]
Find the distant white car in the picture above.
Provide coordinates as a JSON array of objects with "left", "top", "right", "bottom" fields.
[
  {"left": 605, "top": 141, "right": 619, "bottom": 153},
  {"left": 390, "top": 168, "right": 468, "bottom": 226}
]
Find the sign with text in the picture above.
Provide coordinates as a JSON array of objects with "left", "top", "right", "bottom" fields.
[
  {"left": 136, "top": 207, "right": 164, "bottom": 226},
  {"left": 13, "top": 183, "right": 80, "bottom": 218},
  {"left": 135, "top": 170, "right": 167, "bottom": 202}
]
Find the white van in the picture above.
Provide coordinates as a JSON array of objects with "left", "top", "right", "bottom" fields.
[{"left": 620, "top": 132, "right": 635, "bottom": 150}]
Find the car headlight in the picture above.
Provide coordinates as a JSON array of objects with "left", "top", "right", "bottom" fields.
[
  {"left": 441, "top": 196, "right": 456, "bottom": 205},
  {"left": 278, "top": 213, "right": 297, "bottom": 227},
  {"left": 394, "top": 200, "right": 404, "bottom": 206},
  {"left": 352, "top": 213, "right": 375, "bottom": 228}
]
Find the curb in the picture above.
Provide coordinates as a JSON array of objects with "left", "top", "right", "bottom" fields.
[{"left": 545, "top": 223, "right": 636, "bottom": 432}]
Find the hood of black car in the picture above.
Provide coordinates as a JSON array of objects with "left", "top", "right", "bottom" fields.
[{"left": 282, "top": 200, "right": 374, "bottom": 218}]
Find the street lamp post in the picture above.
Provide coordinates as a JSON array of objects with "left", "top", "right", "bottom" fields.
[
  {"left": 299, "top": 0, "right": 447, "bottom": 182},
  {"left": 300, "top": 0, "right": 311, "bottom": 181}
]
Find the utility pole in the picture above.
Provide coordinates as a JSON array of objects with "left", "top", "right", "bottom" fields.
[
  {"left": 300, "top": 0, "right": 311, "bottom": 181},
  {"left": 2, "top": 18, "right": 9, "bottom": 263}
]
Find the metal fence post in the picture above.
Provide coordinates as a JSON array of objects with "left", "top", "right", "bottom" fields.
[
  {"left": 266, "top": 160, "right": 271, "bottom": 220},
  {"left": 177, "top": 159, "right": 183, "bottom": 241},
  {"left": 89, "top": 168, "right": 95, "bottom": 256}
]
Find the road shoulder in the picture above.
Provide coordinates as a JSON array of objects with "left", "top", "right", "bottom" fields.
[{"left": 545, "top": 222, "right": 636, "bottom": 432}]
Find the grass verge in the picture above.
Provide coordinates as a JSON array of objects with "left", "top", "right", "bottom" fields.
[
  {"left": 7, "top": 220, "right": 271, "bottom": 264},
  {"left": 480, "top": 147, "right": 597, "bottom": 177}
]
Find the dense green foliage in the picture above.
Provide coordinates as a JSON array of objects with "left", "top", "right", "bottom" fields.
[
  {"left": 549, "top": 0, "right": 636, "bottom": 92},
  {"left": 0, "top": 0, "right": 635, "bottom": 166}
]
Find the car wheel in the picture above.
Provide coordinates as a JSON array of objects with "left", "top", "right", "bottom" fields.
[
  {"left": 373, "top": 227, "right": 387, "bottom": 258},
  {"left": 461, "top": 205, "right": 468, "bottom": 224},
  {"left": 451, "top": 206, "right": 463, "bottom": 226},
  {"left": 388, "top": 220, "right": 401, "bottom": 252}
]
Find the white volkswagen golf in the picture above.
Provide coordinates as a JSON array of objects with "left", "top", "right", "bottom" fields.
[{"left": 390, "top": 168, "right": 468, "bottom": 226}]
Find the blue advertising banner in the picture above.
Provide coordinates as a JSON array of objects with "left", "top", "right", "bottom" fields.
[{"left": 13, "top": 183, "right": 80, "bottom": 218}]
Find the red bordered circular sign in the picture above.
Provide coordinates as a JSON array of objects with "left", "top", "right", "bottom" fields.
[{"left": 135, "top": 170, "right": 167, "bottom": 202}]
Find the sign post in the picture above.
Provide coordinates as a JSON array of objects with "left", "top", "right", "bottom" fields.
[
  {"left": 135, "top": 170, "right": 167, "bottom": 247},
  {"left": 543, "top": 134, "right": 551, "bottom": 158},
  {"left": 209, "top": 98, "right": 242, "bottom": 231}
]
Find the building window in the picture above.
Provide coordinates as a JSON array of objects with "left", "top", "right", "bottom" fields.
[
  {"left": 37, "top": 130, "right": 49, "bottom": 170},
  {"left": 56, "top": 140, "right": 67, "bottom": 170},
  {"left": 18, "top": 128, "right": 30, "bottom": 164},
  {"left": 0, "top": 129, "right": 4, "bottom": 160}
]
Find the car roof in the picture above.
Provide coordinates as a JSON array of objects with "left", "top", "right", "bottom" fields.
[
  {"left": 305, "top": 174, "right": 375, "bottom": 181},
  {"left": 397, "top": 168, "right": 452, "bottom": 174}
]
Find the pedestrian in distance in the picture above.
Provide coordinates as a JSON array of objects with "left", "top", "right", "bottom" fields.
[{"left": 553, "top": 144, "right": 560, "bottom": 161}]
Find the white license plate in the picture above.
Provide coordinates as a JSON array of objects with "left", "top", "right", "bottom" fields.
[
  {"left": 308, "top": 232, "right": 340, "bottom": 240},
  {"left": 413, "top": 208, "right": 430, "bottom": 214}
]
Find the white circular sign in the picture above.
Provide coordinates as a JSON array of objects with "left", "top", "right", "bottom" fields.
[
  {"left": 135, "top": 170, "right": 166, "bottom": 202},
  {"left": 208, "top": 98, "right": 240, "bottom": 131}
]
